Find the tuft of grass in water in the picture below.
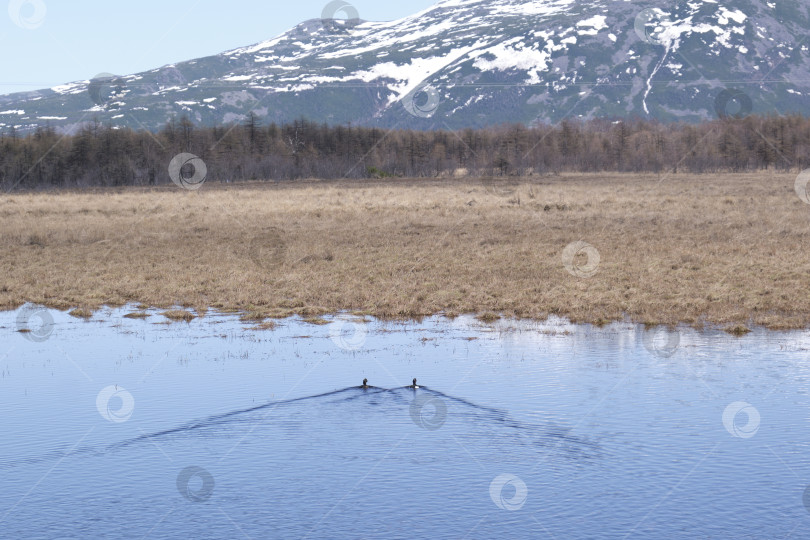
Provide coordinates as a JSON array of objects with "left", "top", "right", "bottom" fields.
[
  {"left": 302, "top": 316, "right": 330, "bottom": 325},
  {"left": 725, "top": 325, "right": 751, "bottom": 336},
  {"left": 250, "top": 321, "right": 278, "bottom": 331},
  {"left": 239, "top": 311, "right": 266, "bottom": 322},
  {"left": 476, "top": 312, "right": 501, "bottom": 323},
  {"left": 162, "top": 310, "right": 196, "bottom": 322},
  {"left": 123, "top": 312, "right": 149, "bottom": 319},
  {"left": 69, "top": 308, "right": 93, "bottom": 319}
]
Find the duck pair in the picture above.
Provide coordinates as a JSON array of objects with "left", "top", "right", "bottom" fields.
[{"left": 360, "top": 378, "right": 419, "bottom": 389}]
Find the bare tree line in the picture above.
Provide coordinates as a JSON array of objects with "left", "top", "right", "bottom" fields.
[{"left": 2, "top": 113, "right": 809, "bottom": 191}]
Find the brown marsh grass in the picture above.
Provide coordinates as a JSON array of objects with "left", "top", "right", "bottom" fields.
[{"left": 1, "top": 173, "right": 808, "bottom": 329}]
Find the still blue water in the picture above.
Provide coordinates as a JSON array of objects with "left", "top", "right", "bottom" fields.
[{"left": 2, "top": 306, "right": 810, "bottom": 539}]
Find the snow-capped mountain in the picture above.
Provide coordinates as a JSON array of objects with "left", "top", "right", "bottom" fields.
[{"left": 2, "top": 0, "right": 808, "bottom": 132}]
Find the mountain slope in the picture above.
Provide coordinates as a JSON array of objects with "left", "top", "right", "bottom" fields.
[{"left": 1, "top": 0, "right": 808, "bottom": 132}]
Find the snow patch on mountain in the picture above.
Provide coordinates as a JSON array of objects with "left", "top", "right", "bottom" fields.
[
  {"left": 576, "top": 15, "right": 608, "bottom": 35},
  {"left": 471, "top": 40, "right": 553, "bottom": 84},
  {"left": 354, "top": 43, "right": 484, "bottom": 101},
  {"left": 491, "top": 0, "right": 575, "bottom": 16},
  {"left": 51, "top": 83, "right": 85, "bottom": 95}
]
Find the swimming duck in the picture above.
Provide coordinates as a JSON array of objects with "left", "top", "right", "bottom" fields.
[
  {"left": 408, "top": 378, "right": 419, "bottom": 389},
  {"left": 361, "top": 378, "right": 369, "bottom": 388}
]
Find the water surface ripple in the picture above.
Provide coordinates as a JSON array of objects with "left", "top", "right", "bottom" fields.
[{"left": 1, "top": 308, "right": 809, "bottom": 538}]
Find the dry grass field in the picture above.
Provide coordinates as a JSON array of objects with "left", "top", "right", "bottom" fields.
[{"left": 1, "top": 173, "right": 808, "bottom": 330}]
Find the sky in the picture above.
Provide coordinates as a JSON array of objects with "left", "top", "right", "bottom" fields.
[{"left": 1, "top": 0, "right": 436, "bottom": 96}]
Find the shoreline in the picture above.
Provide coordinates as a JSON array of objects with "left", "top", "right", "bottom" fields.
[
  {"left": 6, "top": 303, "right": 775, "bottom": 338},
  {"left": 3, "top": 173, "right": 809, "bottom": 331}
]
